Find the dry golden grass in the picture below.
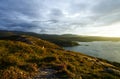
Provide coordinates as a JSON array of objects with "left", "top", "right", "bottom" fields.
[{"left": 0, "top": 35, "right": 120, "bottom": 79}]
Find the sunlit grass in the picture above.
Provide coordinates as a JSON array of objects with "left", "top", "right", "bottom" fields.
[{"left": 0, "top": 35, "right": 120, "bottom": 79}]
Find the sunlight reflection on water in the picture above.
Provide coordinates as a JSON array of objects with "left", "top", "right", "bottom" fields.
[{"left": 64, "top": 41, "right": 120, "bottom": 63}]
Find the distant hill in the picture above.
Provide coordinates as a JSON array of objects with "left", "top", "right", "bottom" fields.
[
  {"left": 61, "top": 34, "right": 80, "bottom": 37},
  {"left": 0, "top": 30, "right": 80, "bottom": 47},
  {"left": 0, "top": 30, "right": 120, "bottom": 47},
  {"left": 0, "top": 33, "right": 120, "bottom": 79},
  {"left": 1, "top": 30, "right": 120, "bottom": 41}
]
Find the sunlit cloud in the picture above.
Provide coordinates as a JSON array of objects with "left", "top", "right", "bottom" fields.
[{"left": 0, "top": 0, "right": 120, "bottom": 36}]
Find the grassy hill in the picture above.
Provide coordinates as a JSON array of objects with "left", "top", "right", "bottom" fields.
[{"left": 0, "top": 35, "right": 120, "bottom": 79}]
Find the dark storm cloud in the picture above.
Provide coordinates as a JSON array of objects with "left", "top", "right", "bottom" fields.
[
  {"left": 92, "top": 0, "right": 120, "bottom": 14},
  {"left": 48, "top": 8, "right": 64, "bottom": 22},
  {"left": 0, "top": 0, "right": 45, "bottom": 32},
  {"left": 91, "top": 0, "right": 120, "bottom": 26},
  {"left": 0, "top": 0, "right": 120, "bottom": 34}
]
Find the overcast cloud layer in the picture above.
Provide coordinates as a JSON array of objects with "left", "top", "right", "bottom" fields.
[{"left": 0, "top": 0, "right": 120, "bottom": 36}]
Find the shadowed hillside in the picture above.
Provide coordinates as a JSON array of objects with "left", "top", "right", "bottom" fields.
[
  {"left": 1, "top": 30, "right": 120, "bottom": 47},
  {"left": 0, "top": 35, "right": 120, "bottom": 79},
  {"left": 0, "top": 30, "right": 80, "bottom": 47}
]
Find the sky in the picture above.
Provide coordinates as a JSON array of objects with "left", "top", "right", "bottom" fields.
[{"left": 0, "top": 0, "right": 120, "bottom": 37}]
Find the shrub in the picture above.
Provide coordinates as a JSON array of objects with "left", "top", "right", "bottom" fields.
[{"left": 42, "top": 56, "right": 57, "bottom": 62}]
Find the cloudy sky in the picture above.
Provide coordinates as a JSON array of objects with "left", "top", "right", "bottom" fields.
[{"left": 0, "top": 0, "right": 120, "bottom": 37}]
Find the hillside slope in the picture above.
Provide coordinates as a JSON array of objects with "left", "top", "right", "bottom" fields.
[
  {"left": 0, "top": 30, "right": 80, "bottom": 47},
  {"left": 1, "top": 30, "right": 120, "bottom": 47},
  {"left": 0, "top": 35, "right": 120, "bottom": 79},
  {"left": 0, "top": 30, "right": 120, "bottom": 42}
]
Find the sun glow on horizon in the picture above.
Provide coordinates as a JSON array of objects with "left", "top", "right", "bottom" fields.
[
  {"left": 97, "top": 22, "right": 120, "bottom": 37},
  {"left": 74, "top": 22, "right": 120, "bottom": 37}
]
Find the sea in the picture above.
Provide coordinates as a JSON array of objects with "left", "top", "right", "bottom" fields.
[{"left": 64, "top": 41, "right": 120, "bottom": 63}]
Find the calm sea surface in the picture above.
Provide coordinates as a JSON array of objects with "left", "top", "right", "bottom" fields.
[{"left": 64, "top": 41, "right": 120, "bottom": 63}]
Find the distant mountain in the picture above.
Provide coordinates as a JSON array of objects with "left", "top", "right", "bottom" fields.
[{"left": 0, "top": 34, "right": 120, "bottom": 79}]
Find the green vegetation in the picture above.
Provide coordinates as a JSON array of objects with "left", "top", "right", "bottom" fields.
[
  {"left": 0, "top": 30, "right": 80, "bottom": 47},
  {"left": 0, "top": 35, "right": 120, "bottom": 79},
  {"left": 1, "top": 30, "right": 120, "bottom": 47}
]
